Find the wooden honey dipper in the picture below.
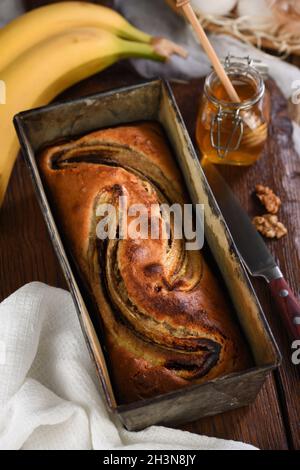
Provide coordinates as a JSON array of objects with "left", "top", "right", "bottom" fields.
[{"left": 176, "top": 0, "right": 267, "bottom": 147}]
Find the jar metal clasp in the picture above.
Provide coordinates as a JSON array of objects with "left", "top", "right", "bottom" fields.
[{"left": 210, "top": 106, "right": 244, "bottom": 159}]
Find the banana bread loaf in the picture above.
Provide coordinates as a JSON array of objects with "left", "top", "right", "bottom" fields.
[{"left": 39, "top": 122, "right": 251, "bottom": 404}]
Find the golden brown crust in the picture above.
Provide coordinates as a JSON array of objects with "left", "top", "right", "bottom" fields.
[{"left": 39, "top": 122, "right": 251, "bottom": 404}]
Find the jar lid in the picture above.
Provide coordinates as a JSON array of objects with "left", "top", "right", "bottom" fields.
[
  {"left": 204, "top": 57, "right": 265, "bottom": 111},
  {"left": 222, "top": 54, "right": 269, "bottom": 79}
]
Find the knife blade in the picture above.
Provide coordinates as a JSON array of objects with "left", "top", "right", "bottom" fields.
[{"left": 202, "top": 159, "right": 300, "bottom": 340}]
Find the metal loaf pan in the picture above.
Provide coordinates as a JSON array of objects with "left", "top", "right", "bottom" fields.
[{"left": 14, "top": 80, "right": 281, "bottom": 431}]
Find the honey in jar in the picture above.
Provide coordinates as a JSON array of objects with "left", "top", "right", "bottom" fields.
[{"left": 196, "top": 62, "right": 268, "bottom": 166}]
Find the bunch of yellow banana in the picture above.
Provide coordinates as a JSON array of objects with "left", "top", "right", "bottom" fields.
[{"left": 0, "top": 1, "right": 186, "bottom": 206}]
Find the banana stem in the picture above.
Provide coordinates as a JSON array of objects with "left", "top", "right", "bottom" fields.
[
  {"left": 120, "top": 37, "right": 188, "bottom": 62},
  {"left": 120, "top": 23, "right": 152, "bottom": 44},
  {"left": 120, "top": 39, "right": 164, "bottom": 62},
  {"left": 151, "top": 37, "right": 188, "bottom": 60}
]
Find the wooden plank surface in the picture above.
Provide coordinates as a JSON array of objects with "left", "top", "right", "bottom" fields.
[
  {"left": 0, "top": 0, "right": 299, "bottom": 449},
  {"left": 1, "top": 61, "right": 296, "bottom": 449}
]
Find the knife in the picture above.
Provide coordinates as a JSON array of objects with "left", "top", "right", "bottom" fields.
[{"left": 202, "top": 160, "right": 300, "bottom": 341}]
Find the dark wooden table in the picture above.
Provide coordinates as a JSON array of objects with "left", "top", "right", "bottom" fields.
[{"left": 1, "top": 1, "right": 300, "bottom": 451}]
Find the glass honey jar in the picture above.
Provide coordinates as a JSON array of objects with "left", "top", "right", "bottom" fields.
[{"left": 196, "top": 58, "right": 268, "bottom": 166}]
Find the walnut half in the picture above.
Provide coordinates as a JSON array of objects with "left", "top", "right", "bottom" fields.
[
  {"left": 253, "top": 214, "right": 287, "bottom": 239},
  {"left": 255, "top": 184, "right": 281, "bottom": 214}
]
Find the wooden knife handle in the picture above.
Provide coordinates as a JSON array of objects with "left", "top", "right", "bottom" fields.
[{"left": 269, "top": 277, "right": 300, "bottom": 340}]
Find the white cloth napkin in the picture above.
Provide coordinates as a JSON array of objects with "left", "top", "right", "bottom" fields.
[{"left": 0, "top": 282, "right": 257, "bottom": 450}]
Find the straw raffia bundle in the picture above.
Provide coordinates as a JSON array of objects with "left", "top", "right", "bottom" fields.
[{"left": 165, "top": 0, "right": 300, "bottom": 56}]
